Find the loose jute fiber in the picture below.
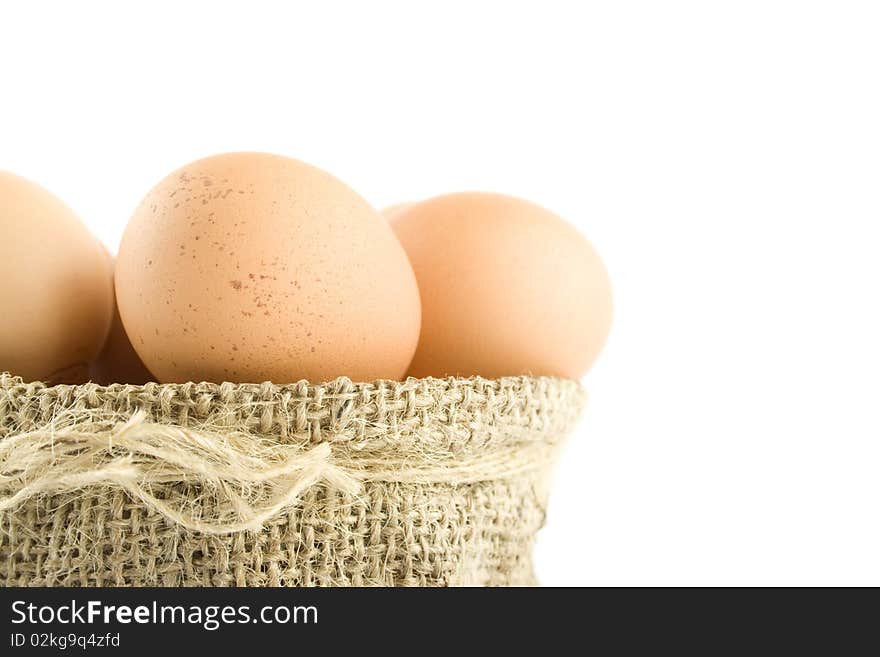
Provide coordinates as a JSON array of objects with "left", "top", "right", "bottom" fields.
[{"left": 0, "top": 372, "right": 586, "bottom": 586}]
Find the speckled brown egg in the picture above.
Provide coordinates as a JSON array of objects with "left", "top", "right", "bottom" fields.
[
  {"left": 115, "top": 152, "right": 421, "bottom": 384},
  {"left": 390, "top": 192, "right": 613, "bottom": 379},
  {"left": 0, "top": 171, "right": 114, "bottom": 383}
]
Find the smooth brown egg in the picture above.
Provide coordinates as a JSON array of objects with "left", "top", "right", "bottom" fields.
[
  {"left": 390, "top": 192, "right": 613, "bottom": 379},
  {"left": 0, "top": 171, "right": 114, "bottom": 383},
  {"left": 116, "top": 152, "right": 421, "bottom": 384},
  {"left": 89, "top": 260, "right": 154, "bottom": 385}
]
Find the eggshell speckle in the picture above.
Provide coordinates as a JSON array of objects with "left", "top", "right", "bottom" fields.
[{"left": 116, "top": 152, "right": 421, "bottom": 384}]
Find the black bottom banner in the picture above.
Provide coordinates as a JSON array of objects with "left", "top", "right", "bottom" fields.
[{"left": 0, "top": 586, "right": 871, "bottom": 652}]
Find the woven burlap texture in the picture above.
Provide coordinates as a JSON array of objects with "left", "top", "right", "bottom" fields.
[{"left": 0, "top": 372, "right": 585, "bottom": 587}]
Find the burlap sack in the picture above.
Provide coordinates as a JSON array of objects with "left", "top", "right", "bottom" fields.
[{"left": 0, "top": 372, "right": 585, "bottom": 586}]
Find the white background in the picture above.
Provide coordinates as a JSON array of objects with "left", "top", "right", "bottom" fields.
[{"left": 2, "top": 1, "right": 879, "bottom": 586}]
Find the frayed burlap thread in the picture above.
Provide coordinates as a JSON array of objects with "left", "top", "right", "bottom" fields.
[{"left": 0, "top": 373, "right": 585, "bottom": 587}]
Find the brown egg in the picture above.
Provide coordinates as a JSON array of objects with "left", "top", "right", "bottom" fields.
[
  {"left": 390, "top": 192, "right": 613, "bottom": 379},
  {"left": 0, "top": 171, "right": 114, "bottom": 383},
  {"left": 90, "top": 260, "right": 154, "bottom": 385},
  {"left": 116, "top": 152, "right": 421, "bottom": 384}
]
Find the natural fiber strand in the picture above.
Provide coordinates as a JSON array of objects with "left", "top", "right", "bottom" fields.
[
  {"left": 0, "top": 410, "right": 361, "bottom": 534},
  {"left": 0, "top": 373, "right": 586, "bottom": 586}
]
